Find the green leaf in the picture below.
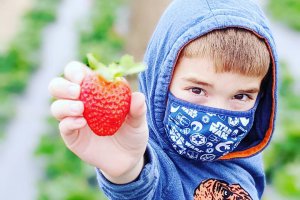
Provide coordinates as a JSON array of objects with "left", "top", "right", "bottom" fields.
[
  {"left": 119, "top": 54, "right": 146, "bottom": 75},
  {"left": 86, "top": 53, "right": 146, "bottom": 82}
]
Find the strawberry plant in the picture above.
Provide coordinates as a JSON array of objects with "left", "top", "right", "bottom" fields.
[
  {"left": 263, "top": 62, "right": 300, "bottom": 198},
  {"left": 0, "top": 0, "right": 61, "bottom": 138},
  {"left": 36, "top": 0, "right": 130, "bottom": 199},
  {"left": 79, "top": 0, "right": 124, "bottom": 64},
  {"left": 268, "top": 0, "right": 300, "bottom": 31}
]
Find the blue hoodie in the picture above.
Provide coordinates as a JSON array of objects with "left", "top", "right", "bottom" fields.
[{"left": 97, "top": 0, "right": 278, "bottom": 199}]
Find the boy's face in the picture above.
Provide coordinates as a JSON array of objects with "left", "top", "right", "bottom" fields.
[{"left": 170, "top": 56, "right": 264, "bottom": 111}]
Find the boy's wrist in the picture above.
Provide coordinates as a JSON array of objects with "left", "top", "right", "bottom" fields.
[{"left": 101, "top": 156, "right": 145, "bottom": 185}]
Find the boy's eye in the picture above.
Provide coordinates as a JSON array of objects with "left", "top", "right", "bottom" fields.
[
  {"left": 234, "top": 94, "right": 251, "bottom": 101},
  {"left": 190, "top": 87, "right": 205, "bottom": 95}
]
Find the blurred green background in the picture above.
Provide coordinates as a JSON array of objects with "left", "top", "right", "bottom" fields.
[{"left": 0, "top": 0, "right": 299, "bottom": 199}]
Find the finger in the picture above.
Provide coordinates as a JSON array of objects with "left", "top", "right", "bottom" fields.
[
  {"left": 59, "top": 117, "right": 86, "bottom": 147},
  {"left": 48, "top": 77, "right": 81, "bottom": 99},
  {"left": 51, "top": 100, "right": 84, "bottom": 120},
  {"left": 64, "top": 61, "right": 91, "bottom": 85},
  {"left": 126, "top": 92, "right": 147, "bottom": 128}
]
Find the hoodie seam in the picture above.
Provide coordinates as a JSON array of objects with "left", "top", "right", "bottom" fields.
[{"left": 205, "top": 0, "right": 219, "bottom": 26}]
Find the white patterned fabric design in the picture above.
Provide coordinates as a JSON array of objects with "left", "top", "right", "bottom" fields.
[{"left": 164, "top": 93, "right": 258, "bottom": 161}]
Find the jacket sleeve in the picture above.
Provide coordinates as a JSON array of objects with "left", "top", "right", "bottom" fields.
[
  {"left": 95, "top": 143, "right": 159, "bottom": 200},
  {"left": 95, "top": 140, "right": 185, "bottom": 200}
]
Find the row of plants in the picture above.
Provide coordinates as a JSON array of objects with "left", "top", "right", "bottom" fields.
[
  {"left": 263, "top": 62, "right": 300, "bottom": 197},
  {"left": 268, "top": 0, "right": 300, "bottom": 31},
  {"left": 35, "top": 0, "right": 125, "bottom": 199},
  {"left": 0, "top": 0, "right": 61, "bottom": 138},
  {"left": 265, "top": 0, "right": 300, "bottom": 198}
]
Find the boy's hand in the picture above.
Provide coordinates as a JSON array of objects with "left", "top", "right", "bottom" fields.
[{"left": 48, "top": 61, "right": 149, "bottom": 184}]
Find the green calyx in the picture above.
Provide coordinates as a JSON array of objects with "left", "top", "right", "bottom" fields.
[{"left": 86, "top": 53, "right": 146, "bottom": 82}]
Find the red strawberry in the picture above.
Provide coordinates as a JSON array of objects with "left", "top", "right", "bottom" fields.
[{"left": 79, "top": 54, "right": 145, "bottom": 136}]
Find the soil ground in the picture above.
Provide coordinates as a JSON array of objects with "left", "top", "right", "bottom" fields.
[
  {"left": 125, "top": 0, "right": 171, "bottom": 90},
  {"left": 0, "top": 0, "right": 32, "bottom": 52},
  {"left": 125, "top": 0, "right": 171, "bottom": 60}
]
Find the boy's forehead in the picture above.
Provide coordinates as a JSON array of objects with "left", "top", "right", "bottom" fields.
[{"left": 173, "top": 56, "right": 264, "bottom": 88}]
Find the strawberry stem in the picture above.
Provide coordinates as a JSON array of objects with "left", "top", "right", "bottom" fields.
[{"left": 86, "top": 53, "right": 146, "bottom": 82}]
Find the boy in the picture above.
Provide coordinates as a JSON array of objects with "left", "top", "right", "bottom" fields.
[{"left": 48, "top": 0, "right": 277, "bottom": 199}]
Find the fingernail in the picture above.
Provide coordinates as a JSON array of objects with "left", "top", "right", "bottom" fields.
[
  {"left": 69, "top": 84, "right": 79, "bottom": 98},
  {"left": 70, "top": 102, "right": 82, "bottom": 113}
]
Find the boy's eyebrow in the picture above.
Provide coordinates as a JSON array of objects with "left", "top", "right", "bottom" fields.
[
  {"left": 181, "top": 77, "right": 213, "bottom": 87},
  {"left": 237, "top": 88, "right": 260, "bottom": 93}
]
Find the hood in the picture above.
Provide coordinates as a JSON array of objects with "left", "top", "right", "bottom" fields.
[{"left": 139, "top": 0, "right": 278, "bottom": 159}]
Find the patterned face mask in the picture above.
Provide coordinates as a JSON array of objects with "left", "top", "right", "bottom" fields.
[{"left": 163, "top": 93, "right": 259, "bottom": 161}]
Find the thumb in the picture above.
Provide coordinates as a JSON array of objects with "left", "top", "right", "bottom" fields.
[{"left": 126, "top": 92, "right": 147, "bottom": 128}]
